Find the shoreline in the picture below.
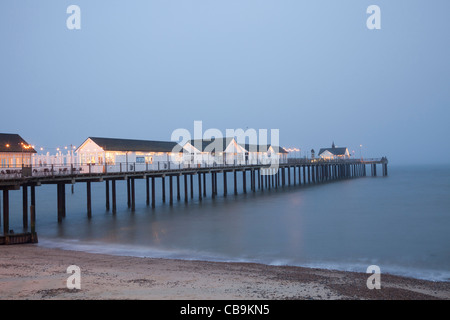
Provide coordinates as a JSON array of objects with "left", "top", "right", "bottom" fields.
[{"left": 1, "top": 244, "right": 449, "bottom": 300}]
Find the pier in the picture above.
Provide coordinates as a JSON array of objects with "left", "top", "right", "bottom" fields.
[{"left": 0, "top": 157, "right": 387, "bottom": 244}]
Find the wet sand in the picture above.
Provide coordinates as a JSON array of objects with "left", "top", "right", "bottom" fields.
[{"left": 0, "top": 244, "right": 449, "bottom": 300}]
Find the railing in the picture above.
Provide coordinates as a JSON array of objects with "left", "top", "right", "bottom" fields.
[
  {"left": 0, "top": 157, "right": 385, "bottom": 181},
  {"left": 287, "top": 157, "right": 385, "bottom": 164},
  {"left": 0, "top": 159, "right": 280, "bottom": 180}
]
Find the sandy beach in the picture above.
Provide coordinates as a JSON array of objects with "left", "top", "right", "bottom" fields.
[{"left": 0, "top": 244, "right": 448, "bottom": 300}]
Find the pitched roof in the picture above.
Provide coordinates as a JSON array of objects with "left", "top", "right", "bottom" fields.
[
  {"left": 189, "top": 137, "right": 235, "bottom": 152},
  {"left": 318, "top": 147, "right": 348, "bottom": 156},
  {"left": 0, "top": 133, "right": 37, "bottom": 153},
  {"left": 238, "top": 143, "right": 288, "bottom": 154},
  {"left": 84, "top": 137, "right": 180, "bottom": 153}
]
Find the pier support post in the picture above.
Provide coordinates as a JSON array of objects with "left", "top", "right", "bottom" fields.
[
  {"left": 112, "top": 180, "right": 117, "bottom": 213},
  {"left": 223, "top": 171, "right": 227, "bottom": 196},
  {"left": 22, "top": 185, "right": 28, "bottom": 229},
  {"left": 86, "top": 182, "right": 92, "bottom": 219},
  {"left": 258, "top": 169, "right": 261, "bottom": 190},
  {"left": 30, "top": 204, "right": 36, "bottom": 236},
  {"left": 177, "top": 175, "right": 181, "bottom": 201},
  {"left": 303, "top": 166, "right": 306, "bottom": 184},
  {"left": 105, "top": 180, "right": 110, "bottom": 211},
  {"left": 288, "top": 167, "right": 291, "bottom": 185},
  {"left": 162, "top": 176, "right": 166, "bottom": 203},
  {"left": 203, "top": 173, "right": 207, "bottom": 197},
  {"left": 252, "top": 169, "right": 255, "bottom": 192},
  {"left": 211, "top": 172, "right": 215, "bottom": 198},
  {"left": 3, "top": 190, "right": 9, "bottom": 235},
  {"left": 265, "top": 170, "right": 268, "bottom": 189},
  {"left": 61, "top": 183, "right": 66, "bottom": 218},
  {"left": 151, "top": 177, "right": 156, "bottom": 208},
  {"left": 190, "top": 174, "right": 194, "bottom": 199},
  {"left": 57, "top": 183, "right": 65, "bottom": 223},
  {"left": 298, "top": 166, "right": 302, "bottom": 185},
  {"left": 234, "top": 170, "right": 238, "bottom": 195},
  {"left": 198, "top": 173, "right": 202, "bottom": 201},
  {"left": 146, "top": 176, "right": 150, "bottom": 206},
  {"left": 56, "top": 183, "right": 62, "bottom": 223},
  {"left": 273, "top": 169, "right": 276, "bottom": 188},
  {"left": 307, "top": 166, "right": 311, "bottom": 183},
  {"left": 274, "top": 169, "right": 277, "bottom": 188},
  {"left": 127, "top": 178, "right": 131, "bottom": 208},
  {"left": 30, "top": 185, "right": 35, "bottom": 217},
  {"left": 131, "top": 178, "right": 136, "bottom": 211},
  {"left": 243, "top": 170, "right": 247, "bottom": 193},
  {"left": 184, "top": 174, "right": 188, "bottom": 203},
  {"left": 169, "top": 175, "right": 173, "bottom": 205}
]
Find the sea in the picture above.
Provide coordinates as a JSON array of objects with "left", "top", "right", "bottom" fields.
[{"left": 4, "top": 164, "right": 450, "bottom": 282}]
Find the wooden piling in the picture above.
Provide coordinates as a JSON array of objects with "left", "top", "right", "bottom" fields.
[
  {"left": 288, "top": 167, "right": 291, "bottom": 185},
  {"left": 213, "top": 172, "right": 217, "bottom": 196},
  {"left": 162, "top": 176, "right": 166, "bottom": 203},
  {"left": 177, "top": 175, "right": 181, "bottom": 201},
  {"left": 257, "top": 169, "right": 261, "bottom": 190},
  {"left": 3, "top": 190, "right": 9, "bottom": 235},
  {"left": 184, "top": 174, "right": 188, "bottom": 203},
  {"left": 211, "top": 172, "right": 215, "bottom": 198},
  {"left": 127, "top": 178, "right": 131, "bottom": 208},
  {"left": 198, "top": 173, "right": 202, "bottom": 201},
  {"left": 30, "top": 204, "right": 36, "bottom": 235},
  {"left": 131, "top": 178, "right": 136, "bottom": 211},
  {"left": 112, "top": 180, "right": 117, "bottom": 213},
  {"left": 169, "top": 175, "right": 173, "bottom": 205},
  {"left": 190, "top": 174, "right": 194, "bottom": 199},
  {"left": 151, "top": 177, "right": 156, "bottom": 208},
  {"left": 252, "top": 169, "right": 255, "bottom": 192},
  {"left": 234, "top": 170, "right": 238, "bottom": 195},
  {"left": 146, "top": 176, "right": 150, "bottom": 206},
  {"left": 86, "top": 182, "right": 92, "bottom": 218},
  {"left": 203, "top": 173, "right": 207, "bottom": 197},
  {"left": 57, "top": 183, "right": 65, "bottom": 223},
  {"left": 30, "top": 185, "right": 35, "bottom": 213},
  {"left": 223, "top": 171, "right": 227, "bottom": 196},
  {"left": 106, "top": 180, "right": 110, "bottom": 211},
  {"left": 22, "top": 185, "right": 28, "bottom": 229}
]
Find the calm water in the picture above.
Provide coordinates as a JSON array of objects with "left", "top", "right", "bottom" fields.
[{"left": 4, "top": 165, "right": 450, "bottom": 281}]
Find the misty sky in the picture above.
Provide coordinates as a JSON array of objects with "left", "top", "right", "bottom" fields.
[{"left": 0, "top": 0, "right": 449, "bottom": 164}]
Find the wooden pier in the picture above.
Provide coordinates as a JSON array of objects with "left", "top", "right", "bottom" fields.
[{"left": 0, "top": 157, "right": 388, "bottom": 245}]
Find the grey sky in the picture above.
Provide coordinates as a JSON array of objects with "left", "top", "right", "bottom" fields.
[{"left": 0, "top": 0, "right": 449, "bottom": 164}]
